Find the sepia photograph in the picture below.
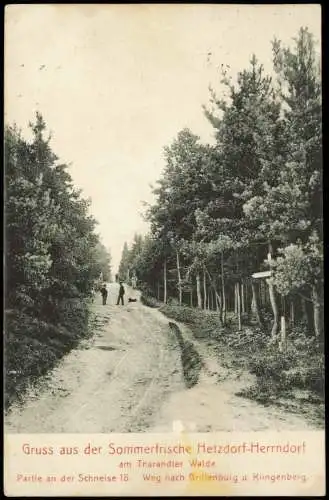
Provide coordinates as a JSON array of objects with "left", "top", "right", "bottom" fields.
[
  {"left": 4, "top": 2, "right": 324, "bottom": 434},
  {"left": 3, "top": 3, "right": 324, "bottom": 496}
]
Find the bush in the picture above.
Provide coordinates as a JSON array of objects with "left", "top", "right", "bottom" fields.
[
  {"left": 166, "top": 303, "right": 324, "bottom": 400},
  {"left": 247, "top": 327, "right": 325, "bottom": 398},
  {"left": 140, "top": 294, "right": 161, "bottom": 308},
  {"left": 143, "top": 294, "right": 325, "bottom": 403},
  {"left": 249, "top": 346, "right": 290, "bottom": 382},
  {"left": 4, "top": 117, "right": 111, "bottom": 409},
  {"left": 4, "top": 302, "right": 93, "bottom": 409},
  {"left": 159, "top": 303, "right": 226, "bottom": 339}
]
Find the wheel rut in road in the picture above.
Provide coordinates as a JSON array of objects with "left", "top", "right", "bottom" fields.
[{"left": 4, "top": 283, "right": 315, "bottom": 433}]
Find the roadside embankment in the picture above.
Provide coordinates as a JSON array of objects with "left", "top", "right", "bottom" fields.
[{"left": 141, "top": 294, "right": 325, "bottom": 429}]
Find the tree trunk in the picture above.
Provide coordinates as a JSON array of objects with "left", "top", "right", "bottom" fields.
[
  {"left": 260, "top": 281, "right": 265, "bottom": 306},
  {"left": 258, "top": 281, "right": 262, "bottom": 306},
  {"left": 190, "top": 287, "right": 193, "bottom": 307},
  {"left": 204, "top": 267, "right": 223, "bottom": 323},
  {"left": 217, "top": 293, "right": 222, "bottom": 313},
  {"left": 237, "top": 282, "right": 242, "bottom": 330},
  {"left": 234, "top": 283, "right": 238, "bottom": 314},
  {"left": 246, "top": 281, "right": 250, "bottom": 314},
  {"left": 251, "top": 294, "right": 255, "bottom": 313},
  {"left": 157, "top": 281, "right": 160, "bottom": 301},
  {"left": 216, "top": 288, "right": 219, "bottom": 311},
  {"left": 301, "top": 296, "right": 313, "bottom": 333},
  {"left": 263, "top": 281, "right": 267, "bottom": 306},
  {"left": 241, "top": 282, "right": 245, "bottom": 314},
  {"left": 267, "top": 278, "right": 279, "bottom": 338},
  {"left": 312, "top": 285, "right": 323, "bottom": 338},
  {"left": 264, "top": 281, "right": 268, "bottom": 306},
  {"left": 204, "top": 267, "right": 225, "bottom": 326},
  {"left": 289, "top": 298, "right": 295, "bottom": 329},
  {"left": 203, "top": 269, "right": 207, "bottom": 310},
  {"left": 267, "top": 241, "right": 279, "bottom": 339},
  {"left": 163, "top": 259, "right": 167, "bottom": 304},
  {"left": 176, "top": 250, "right": 182, "bottom": 306},
  {"left": 196, "top": 273, "right": 202, "bottom": 308},
  {"left": 209, "top": 274, "right": 221, "bottom": 313},
  {"left": 279, "top": 316, "right": 287, "bottom": 352},
  {"left": 221, "top": 252, "right": 226, "bottom": 324},
  {"left": 251, "top": 281, "right": 264, "bottom": 328}
]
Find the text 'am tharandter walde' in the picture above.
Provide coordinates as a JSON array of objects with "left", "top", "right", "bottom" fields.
[{"left": 108, "top": 441, "right": 306, "bottom": 455}]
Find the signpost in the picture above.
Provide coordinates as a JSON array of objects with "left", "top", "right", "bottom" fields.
[
  {"left": 251, "top": 268, "right": 287, "bottom": 348},
  {"left": 251, "top": 270, "right": 272, "bottom": 279}
]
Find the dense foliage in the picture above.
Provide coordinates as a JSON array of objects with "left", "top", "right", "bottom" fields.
[
  {"left": 119, "top": 28, "right": 323, "bottom": 406},
  {"left": 120, "top": 27, "right": 323, "bottom": 341},
  {"left": 4, "top": 113, "right": 112, "bottom": 407}
]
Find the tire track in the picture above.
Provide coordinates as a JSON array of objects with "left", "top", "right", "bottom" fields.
[
  {"left": 4, "top": 284, "right": 185, "bottom": 433},
  {"left": 119, "top": 307, "right": 173, "bottom": 431}
]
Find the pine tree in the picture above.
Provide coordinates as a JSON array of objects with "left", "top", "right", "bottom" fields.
[{"left": 4, "top": 113, "right": 112, "bottom": 407}]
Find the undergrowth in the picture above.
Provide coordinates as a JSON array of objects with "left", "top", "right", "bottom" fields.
[
  {"left": 142, "top": 294, "right": 325, "bottom": 416},
  {"left": 4, "top": 300, "right": 97, "bottom": 410}
]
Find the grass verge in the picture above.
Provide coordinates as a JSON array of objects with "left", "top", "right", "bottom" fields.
[
  {"left": 4, "top": 300, "right": 101, "bottom": 411},
  {"left": 168, "top": 322, "right": 203, "bottom": 388},
  {"left": 142, "top": 294, "right": 325, "bottom": 425}
]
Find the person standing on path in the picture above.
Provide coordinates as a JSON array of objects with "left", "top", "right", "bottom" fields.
[
  {"left": 116, "top": 282, "right": 125, "bottom": 305},
  {"left": 100, "top": 284, "right": 108, "bottom": 305}
]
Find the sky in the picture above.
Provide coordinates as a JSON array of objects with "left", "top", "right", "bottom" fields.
[{"left": 4, "top": 4, "right": 321, "bottom": 273}]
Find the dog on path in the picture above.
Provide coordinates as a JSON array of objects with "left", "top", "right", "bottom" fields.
[{"left": 128, "top": 298, "right": 137, "bottom": 303}]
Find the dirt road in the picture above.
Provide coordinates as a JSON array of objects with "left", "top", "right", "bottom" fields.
[{"left": 5, "top": 283, "right": 315, "bottom": 433}]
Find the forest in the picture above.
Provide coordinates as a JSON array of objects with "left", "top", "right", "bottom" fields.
[
  {"left": 119, "top": 28, "right": 324, "bottom": 405},
  {"left": 4, "top": 113, "right": 112, "bottom": 407}
]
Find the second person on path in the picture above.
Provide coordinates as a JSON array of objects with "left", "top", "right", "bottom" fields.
[
  {"left": 117, "top": 282, "right": 125, "bottom": 305},
  {"left": 100, "top": 284, "right": 108, "bottom": 305}
]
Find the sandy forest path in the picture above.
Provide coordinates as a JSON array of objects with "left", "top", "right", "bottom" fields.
[{"left": 5, "top": 283, "right": 314, "bottom": 433}]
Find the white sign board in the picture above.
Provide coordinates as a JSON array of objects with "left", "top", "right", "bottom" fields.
[{"left": 252, "top": 271, "right": 272, "bottom": 279}]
